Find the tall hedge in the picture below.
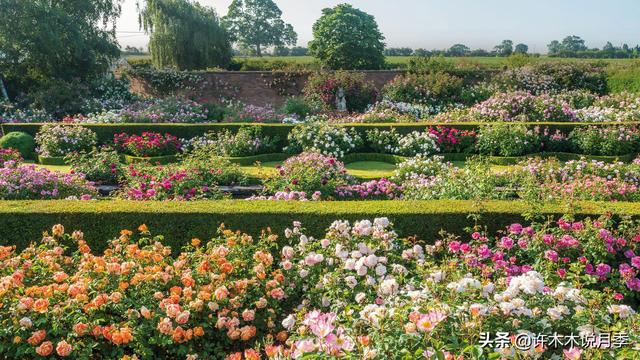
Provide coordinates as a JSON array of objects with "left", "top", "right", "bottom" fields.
[{"left": 0, "top": 200, "right": 638, "bottom": 252}]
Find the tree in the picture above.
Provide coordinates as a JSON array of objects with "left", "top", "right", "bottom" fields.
[
  {"left": 0, "top": 0, "right": 122, "bottom": 99},
  {"left": 561, "top": 35, "right": 587, "bottom": 52},
  {"left": 223, "top": 0, "right": 297, "bottom": 57},
  {"left": 447, "top": 44, "right": 470, "bottom": 57},
  {"left": 494, "top": 40, "right": 513, "bottom": 57},
  {"left": 514, "top": 43, "right": 529, "bottom": 54},
  {"left": 547, "top": 40, "right": 562, "bottom": 55},
  {"left": 308, "top": 4, "right": 386, "bottom": 70},
  {"left": 140, "top": 0, "right": 232, "bottom": 70}
]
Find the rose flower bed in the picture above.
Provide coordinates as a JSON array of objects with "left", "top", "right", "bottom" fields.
[{"left": 0, "top": 214, "right": 639, "bottom": 359}]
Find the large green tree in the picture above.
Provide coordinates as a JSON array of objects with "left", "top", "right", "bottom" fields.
[
  {"left": 139, "top": 0, "right": 232, "bottom": 70},
  {"left": 308, "top": 4, "right": 385, "bottom": 70},
  {"left": 223, "top": 0, "right": 297, "bottom": 57},
  {"left": 0, "top": 0, "right": 122, "bottom": 99}
]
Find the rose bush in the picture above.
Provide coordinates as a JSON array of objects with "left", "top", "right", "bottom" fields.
[
  {"left": 262, "top": 152, "right": 353, "bottom": 196},
  {"left": 35, "top": 124, "right": 97, "bottom": 157},
  {"left": 0, "top": 215, "right": 638, "bottom": 358},
  {"left": 114, "top": 132, "right": 182, "bottom": 158},
  {"left": 0, "top": 162, "right": 96, "bottom": 200}
]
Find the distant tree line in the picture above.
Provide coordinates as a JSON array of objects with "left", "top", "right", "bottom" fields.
[{"left": 547, "top": 35, "right": 639, "bottom": 58}]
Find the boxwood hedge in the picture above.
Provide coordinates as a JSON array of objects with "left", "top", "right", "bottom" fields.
[
  {"left": 0, "top": 200, "right": 638, "bottom": 252},
  {"left": 4, "top": 122, "right": 640, "bottom": 146}
]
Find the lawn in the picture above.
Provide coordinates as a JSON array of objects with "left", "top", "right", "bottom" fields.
[
  {"left": 125, "top": 54, "right": 640, "bottom": 70},
  {"left": 31, "top": 159, "right": 515, "bottom": 182}
]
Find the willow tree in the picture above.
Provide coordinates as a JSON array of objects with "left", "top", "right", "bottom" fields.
[{"left": 139, "top": 0, "right": 232, "bottom": 70}]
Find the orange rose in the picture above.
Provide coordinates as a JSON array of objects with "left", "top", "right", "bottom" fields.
[
  {"left": 191, "top": 238, "right": 201, "bottom": 247},
  {"left": 214, "top": 286, "right": 229, "bottom": 301},
  {"left": 240, "top": 325, "right": 256, "bottom": 341},
  {"left": 52, "top": 224, "right": 65, "bottom": 237},
  {"left": 56, "top": 340, "right": 72, "bottom": 357},
  {"left": 35, "top": 341, "right": 53, "bottom": 356},
  {"left": 276, "top": 331, "right": 288, "bottom": 342},
  {"left": 73, "top": 323, "right": 89, "bottom": 336},
  {"left": 33, "top": 298, "right": 49, "bottom": 313},
  {"left": 244, "top": 349, "right": 260, "bottom": 360},
  {"left": 27, "top": 330, "right": 46, "bottom": 346},
  {"left": 193, "top": 326, "right": 204, "bottom": 337},
  {"left": 138, "top": 224, "right": 148, "bottom": 233},
  {"left": 220, "top": 262, "right": 234, "bottom": 274},
  {"left": 265, "top": 344, "right": 282, "bottom": 358}
]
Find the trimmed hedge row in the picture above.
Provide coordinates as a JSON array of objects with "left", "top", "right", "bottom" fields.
[
  {"left": 1, "top": 200, "right": 638, "bottom": 252},
  {"left": 231, "top": 152, "right": 638, "bottom": 167},
  {"left": 4, "top": 122, "right": 640, "bottom": 145}
]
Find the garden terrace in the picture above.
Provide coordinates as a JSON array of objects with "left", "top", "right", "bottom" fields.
[
  {"left": 4, "top": 121, "right": 640, "bottom": 147},
  {"left": 1, "top": 199, "right": 639, "bottom": 252}
]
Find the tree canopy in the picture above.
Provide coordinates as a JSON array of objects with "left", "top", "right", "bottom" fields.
[
  {"left": 139, "top": 0, "right": 232, "bottom": 70},
  {"left": 308, "top": 4, "right": 386, "bottom": 70},
  {"left": 0, "top": 0, "right": 122, "bottom": 99},
  {"left": 223, "top": 0, "right": 297, "bottom": 57}
]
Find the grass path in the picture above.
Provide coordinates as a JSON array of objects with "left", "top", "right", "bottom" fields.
[{"left": 30, "top": 159, "right": 512, "bottom": 182}]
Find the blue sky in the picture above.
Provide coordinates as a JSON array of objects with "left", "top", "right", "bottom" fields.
[{"left": 117, "top": 0, "right": 640, "bottom": 52}]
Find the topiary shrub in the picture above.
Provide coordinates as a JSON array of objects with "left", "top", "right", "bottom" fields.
[{"left": 0, "top": 131, "right": 36, "bottom": 159}]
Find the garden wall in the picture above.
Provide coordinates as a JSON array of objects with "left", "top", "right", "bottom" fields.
[
  {"left": 129, "top": 70, "right": 405, "bottom": 107},
  {"left": 1, "top": 200, "right": 638, "bottom": 252}
]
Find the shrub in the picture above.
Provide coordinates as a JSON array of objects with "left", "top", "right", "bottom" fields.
[
  {"left": 180, "top": 149, "right": 247, "bottom": 186},
  {"left": 365, "top": 128, "right": 402, "bottom": 154},
  {"left": 0, "top": 131, "right": 36, "bottom": 158},
  {"left": 183, "top": 126, "right": 279, "bottom": 157},
  {"left": 396, "top": 131, "right": 441, "bottom": 157},
  {"left": 263, "top": 152, "right": 353, "bottom": 196},
  {"left": 114, "top": 132, "right": 182, "bottom": 157},
  {"left": 303, "top": 71, "right": 378, "bottom": 113},
  {"left": 0, "top": 224, "right": 288, "bottom": 358},
  {"left": 515, "top": 157, "right": 640, "bottom": 202},
  {"left": 494, "top": 62, "right": 608, "bottom": 95},
  {"left": 392, "top": 155, "right": 453, "bottom": 182},
  {"left": 82, "top": 97, "right": 210, "bottom": 124},
  {"left": 286, "top": 121, "right": 363, "bottom": 158},
  {"left": 568, "top": 126, "right": 640, "bottom": 156},
  {"left": 477, "top": 124, "right": 541, "bottom": 156},
  {"left": 225, "top": 105, "right": 286, "bottom": 123},
  {"left": 35, "top": 124, "right": 97, "bottom": 157},
  {"left": 335, "top": 178, "right": 403, "bottom": 200},
  {"left": 65, "top": 148, "right": 123, "bottom": 184},
  {"left": 119, "top": 155, "right": 245, "bottom": 201},
  {"left": 276, "top": 215, "right": 639, "bottom": 358},
  {"left": 470, "top": 92, "right": 576, "bottom": 123},
  {"left": 280, "top": 97, "right": 320, "bottom": 119},
  {"left": 427, "top": 126, "right": 477, "bottom": 153},
  {"left": 0, "top": 148, "right": 22, "bottom": 164},
  {"left": 401, "top": 157, "right": 511, "bottom": 200},
  {"left": 0, "top": 163, "right": 96, "bottom": 199},
  {"left": 382, "top": 72, "right": 464, "bottom": 108},
  {"left": 365, "top": 129, "right": 440, "bottom": 157}
]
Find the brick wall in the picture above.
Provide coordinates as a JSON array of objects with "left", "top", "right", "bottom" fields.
[{"left": 130, "top": 70, "right": 405, "bottom": 107}]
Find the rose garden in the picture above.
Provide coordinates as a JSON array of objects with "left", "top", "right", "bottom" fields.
[{"left": 1, "top": 0, "right": 640, "bottom": 359}]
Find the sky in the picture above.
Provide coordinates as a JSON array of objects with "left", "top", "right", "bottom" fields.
[{"left": 116, "top": 0, "right": 640, "bottom": 53}]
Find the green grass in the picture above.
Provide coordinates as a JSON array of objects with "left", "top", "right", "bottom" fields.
[
  {"left": 125, "top": 54, "right": 640, "bottom": 71},
  {"left": 30, "top": 158, "right": 514, "bottom": 182},
  {"left": 345, "top": 161, "right": 396, "bottom": 179}
]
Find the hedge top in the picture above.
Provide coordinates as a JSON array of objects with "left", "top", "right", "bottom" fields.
[{"left": 1, "top": 199, "right": 638, "bottom": 252}]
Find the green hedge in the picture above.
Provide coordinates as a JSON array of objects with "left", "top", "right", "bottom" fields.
[
  {"left": 1, "top": 200, "right": 638, "bottom": 252},
  {"left": 4, "top": 122, "right": 640, "bottom": 145},
  {"left": 228, "top": 152, "right": 639, "bottom": 167}
]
